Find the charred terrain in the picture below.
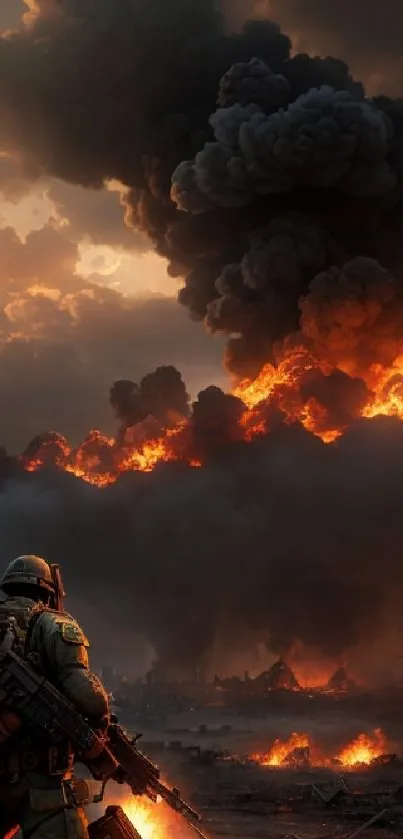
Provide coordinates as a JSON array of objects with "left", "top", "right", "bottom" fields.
[
  {"left": 90, "top": 663, "right": 403, "bottom": 839},
  {"left": 86, "top": 687, "right": 403, "bottom": 839}
]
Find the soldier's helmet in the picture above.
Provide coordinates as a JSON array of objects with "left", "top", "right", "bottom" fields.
[{"left": 0, "top": 555, "right": 55, "bottom": 596}]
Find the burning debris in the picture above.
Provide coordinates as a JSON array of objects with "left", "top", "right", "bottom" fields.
[
  {"left": 252, "top": 733, "right": 310, "bottom": 767},
  {"left": 337, "top": 730, "right": 389, "bottom": 769},
  {"left": 251, "top": 729, "right": 393, "bottom": 770}
]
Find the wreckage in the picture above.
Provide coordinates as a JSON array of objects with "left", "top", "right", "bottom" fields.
[{"left": 254, "top": 659, "right": 301, "bottom": 692}]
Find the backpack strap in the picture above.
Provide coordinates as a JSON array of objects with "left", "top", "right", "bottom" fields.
[{"left": 23, "top": 603, "right": 46, "bottom": 659}]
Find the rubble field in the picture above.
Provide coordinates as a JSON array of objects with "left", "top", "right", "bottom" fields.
[{"left": 112, "top": 705, "right": 403, "bottom": 839}]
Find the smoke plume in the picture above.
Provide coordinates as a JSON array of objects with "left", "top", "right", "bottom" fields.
[
  {"left": 0, "top": 415, "right": 402, "bottom": 677},
  {"left": 2, "top": 1, "right": 402, "bottom": 383},
  {"left": 1, "top": 1, "right": 403, "bottom": 674},
  {"left": 268, "top": 0, "right": 403, "bottom": 97},
  {"left": 110, "top": 367, "right": 190, "bottom": 439}
]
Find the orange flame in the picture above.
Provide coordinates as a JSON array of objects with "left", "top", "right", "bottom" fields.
[
  {"left": 289, "top": 660, "right": 338, "bottom": 690},
  {"left": 19, "top": 348, "right": 403, "bottom": 487},
  {"left": 336, "top": 729, "right": 388, "bottom": 767},
  {"left": 120, "top": 796, "right": 179, "bottom": 839},
  {"left": 251, "top": 732, "right": 310, "bottom": 766},
  {"left": 251, "top": 728, "right": 389, "bottom": 769}
]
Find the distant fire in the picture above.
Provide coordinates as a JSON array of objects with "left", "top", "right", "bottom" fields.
[
  {"left": 245, "top": 657, "right": 356, "bottom": 694},
  {"left": 336, "top": 729, "right": 387, "bottom": 768},
  {"left": 251, "top": 729, "right": 390, "bottom": 769},
  {"left": 17, "top": 346, "right": 403, "bottom": 487},
  {"left": 251, "top": 733, "right": 310, "bottom": 767},
  {"left": 288, "top": 660, "right": 338, "bottom": 690}
]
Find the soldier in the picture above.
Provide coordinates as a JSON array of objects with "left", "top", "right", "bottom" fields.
[{"left": 0, "top": 555, "right": 110, "bottom": 839}]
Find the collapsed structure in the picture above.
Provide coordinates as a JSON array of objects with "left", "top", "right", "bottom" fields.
[
  {"left": 106, "top": 659, "right": 364, "bottom": 723},
  {"left": 254, "top": 659, "right": 301, "bottom": 691},
  {"left": 327, "top": 666, "right": 357, "bottom": 693}
]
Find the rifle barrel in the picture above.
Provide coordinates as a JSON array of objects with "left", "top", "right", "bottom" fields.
[{"left": 152, "top": 779, "right": 201, "bottom": 821}]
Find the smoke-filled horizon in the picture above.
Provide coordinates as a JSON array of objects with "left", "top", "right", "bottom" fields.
[
  {"left": 1, "top": 415, "right": 403, "bottom": 684},
  {"left": 1, "top": 0, "right": 403, "bottom": 674}
]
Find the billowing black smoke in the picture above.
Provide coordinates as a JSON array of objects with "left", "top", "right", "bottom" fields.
[
  {"left": 110, "top": 366, "right": 190, "bottom": 442},
  {"left": 1, "top": 1, "right": 403, "bottom": 672},
  {"left": 170, "top": 79, "right": 403, "bottom": 377},
  {"left": 0, "top": 415, "right": 402, "bottom": 674},
  {"left": 3, "top": 0, "right": 401, "bottom": 381}
]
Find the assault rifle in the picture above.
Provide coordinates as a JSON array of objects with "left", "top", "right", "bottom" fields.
[{"left": 0, "top": 629, "right": 207, "bottom": 838}]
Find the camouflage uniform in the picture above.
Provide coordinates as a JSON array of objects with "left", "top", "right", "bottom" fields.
[{"left": 0, "top": 569, "right": 109, "bottom": 839}]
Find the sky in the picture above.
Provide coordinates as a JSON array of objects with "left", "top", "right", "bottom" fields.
[
  {"left": 0, "top": 2, "right": 229, "bottom": 451},
  {"left": 1, "top": 0, "right": 403, "bottom": 453},
  {"left": 1, "top": 0, "right": 403, "bottom": 677},
  {"left": 0, "top": 1, "right": 24, "bottom": 30},
  {"left": 226, "top": 0, "right": 403, "bottom": 96},
  {"left": 0, "top": 168, "right": 227, "bottom": 450}
]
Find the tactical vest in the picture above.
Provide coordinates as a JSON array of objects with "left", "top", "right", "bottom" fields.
[
  {"left": 0, "top": 597, "right": 44, "bottom": 659},
  {"left": 0, "top": 598, "right": 73, "bottom": 780}
]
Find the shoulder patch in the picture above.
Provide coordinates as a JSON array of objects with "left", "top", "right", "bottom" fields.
[{"left": 60, "top": 622, "right": 85, "bottom": 645}]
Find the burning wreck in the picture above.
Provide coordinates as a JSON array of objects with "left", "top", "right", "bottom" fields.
[
  {"left": 254, "top": 659, "right": 301, "bottom": 691},
  {"left": 250, "top": 729, "right": 392, "bottom": 770}
]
